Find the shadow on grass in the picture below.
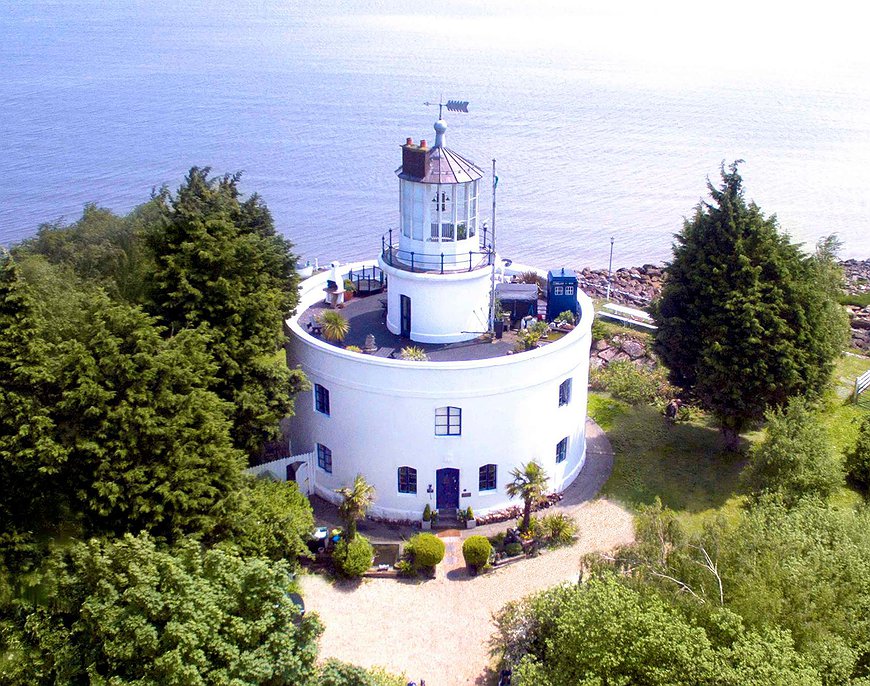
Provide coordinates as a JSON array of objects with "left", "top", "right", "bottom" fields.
[{"left": 601, "top": 403, "right": 748, "bottom": 513}]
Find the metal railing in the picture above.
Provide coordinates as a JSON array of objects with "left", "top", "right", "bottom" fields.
[{"left": 380, "top": 229, "right": 494, "bottom": 274}]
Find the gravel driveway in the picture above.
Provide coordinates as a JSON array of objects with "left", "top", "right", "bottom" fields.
[{"left": 300, "top": 421, "right": 635, "bottom": 685}]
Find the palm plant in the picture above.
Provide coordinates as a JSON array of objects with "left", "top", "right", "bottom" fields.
[
  {"left": 505, "top": 460, "right": 548, "bottom": 533},
  {"left": 400, "top": 345, "right": 428, "bottom": 361},
  {"left": 336, "top": 474, "right": 375, "bottom": 540},
  {"left": 319, "top": 310, "right": 349, "bottom": 342}
]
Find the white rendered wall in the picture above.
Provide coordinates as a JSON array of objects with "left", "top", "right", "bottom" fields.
[
  {"left": 286, "top": 262, "right": 593, "bottom": 521},
  {"left": 379, "top": 260, "right": 492, "bottom": 343}
]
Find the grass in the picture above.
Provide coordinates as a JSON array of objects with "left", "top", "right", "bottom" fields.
[
  {"left": 839, "top": 293, "right": 870, "bottom": 308},
  {"left": 590, "top": 353, "right": 870, "bottom": 532},
  {"left": 590, "top": 392, "right": 747, "bottom": 516}
]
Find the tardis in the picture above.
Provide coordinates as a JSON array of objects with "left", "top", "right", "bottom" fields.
[{"left": 546, "top": 268, "right": 579, "bottom": 322}]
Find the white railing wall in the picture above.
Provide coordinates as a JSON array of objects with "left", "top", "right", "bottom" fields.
[{"left": 246, "top": 451, "right": 315, "bottom": 495}]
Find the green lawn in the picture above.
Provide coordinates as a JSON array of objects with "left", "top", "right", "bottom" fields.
[{"left": 589, "top": 352, "right": 870, "bottom": 530}]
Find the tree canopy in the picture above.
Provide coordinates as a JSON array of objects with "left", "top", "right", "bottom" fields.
[
  {"left": 147, "top": 168, "right": 304, "bottom": 455},
  {"left": 2, "top": 534, "right": 322, "bottom": 685},
  {"left": 652, "top": 162, "right": 848, "bottom": 444}
]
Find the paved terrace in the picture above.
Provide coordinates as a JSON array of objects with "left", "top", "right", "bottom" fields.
[{"left": 297, "top": 290, "right": 546, "bottom": 362}]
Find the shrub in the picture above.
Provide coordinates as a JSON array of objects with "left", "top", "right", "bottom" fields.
[
  {"left": 400, "top": 345, "right": 428, "bottom": 361},
  {"left": 590, "top": 360, "right": 674, "bottom": 405},
  {"left": 539, "top": 512, "right": 578, "bottom": 546},
  {"left": 516, "top": 328, "right": 543, "bottom": 351},
  {"left": 845, "top": 416, "right": 870, "bottom": 496},
  {"left": 405, "top": 533, "right": 445, "bottom": 571},
  {"left": 743, "top": 398, "right": 843, "bottom": 507},
  {"left": 394, "top": 559, "right": 415, "bottom": 577},
  {"left": 555, "top": 310, "right": 575, "bottom": 326},
  {"left": 422, "top": 503, "right": 432, "bottom": 522},
  {"left": 591, "top": 317, "right": 608, "bottom": 341},
  {"left": 462, "top": 536, "right": 492, "bottom": 570},
  {"left": 344, "top": 345, "right": 362, "bottom": 353},
  {"left": 504, "top": 541, "right": 523, "bottom": 557},
  {"left": 332, "top": 534, "right": 374, "bottom": 578}
]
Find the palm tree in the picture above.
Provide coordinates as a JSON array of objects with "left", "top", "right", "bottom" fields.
[
  {"left": 505, "top": 460, "right": 548, "bottom": 533},
  {"left": 319, "top": 310, "right": 349, "bottom": 342},
  {"left": 336, "top": 474, "right": 375, "bottom": 540}
]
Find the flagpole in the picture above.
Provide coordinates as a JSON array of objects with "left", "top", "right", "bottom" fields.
[{"left": 489, "top": 158, "right": 498, "bottom": 331}]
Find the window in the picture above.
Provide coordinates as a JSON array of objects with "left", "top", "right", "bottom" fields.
[
  {"left": 565, "top": 285, "right": 575, "bottom": 295},
  {"left": 559, "top": 378, "right": 572, "bottom": 407},
  {"left": 314, "top": 384, "right": 330, "bottom": 415},
  {"left": 554, "top": 285, "right": 564, "bottom": 295},
  {"left": 479, "top": 464, "right": 497, "bottom": 491},
  {"left": 435, "top": 406, "right": 462, "bottom": 436},
  {"left": 317, "top": 444, "right": 332, "bottom": 473},
  {"left": 556, "top": 437, "right": 568, "bottom": 463},
  {"left": 398, "top": 466, "right": 417, "bottom": 494}
]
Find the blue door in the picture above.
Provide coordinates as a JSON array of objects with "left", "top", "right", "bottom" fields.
[{"left": 436, "top": 468, "right": 460, "bottom": 510}]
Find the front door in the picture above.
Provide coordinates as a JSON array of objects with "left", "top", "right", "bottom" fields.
[
  {"left": 400, "top": 294, "right": 411, "bottom": 338},
  {"left": 436, "top": 468, "right": 460, "bottom": 510}
]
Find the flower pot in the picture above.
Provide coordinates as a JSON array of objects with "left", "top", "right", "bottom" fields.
[
  {"left": 466, "top": 519, "right": 477, "bottom": 529},
  {"left": 421, "top": 520, "right": 431, "bottom": 531}
]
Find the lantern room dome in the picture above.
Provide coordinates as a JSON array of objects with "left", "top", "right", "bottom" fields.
[{"left": 397, "top": 119, "right": 484, "bottom": 185}]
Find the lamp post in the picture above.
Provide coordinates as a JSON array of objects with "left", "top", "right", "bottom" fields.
[{"left": 606, "top": 236, "right": 615, "bottom": 301}]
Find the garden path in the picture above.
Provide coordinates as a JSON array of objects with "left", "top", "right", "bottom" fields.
[{"left": 300, "top": 420, "right": 634, "bottom": 685}]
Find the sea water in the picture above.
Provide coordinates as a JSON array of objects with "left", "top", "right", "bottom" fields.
[{"left": 2, "top": 0, "right": 869, "bottom": 269}]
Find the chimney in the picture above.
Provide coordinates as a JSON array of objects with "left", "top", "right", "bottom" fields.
[
  {"left": 402, "top": 139, "right": 429, "bottom": 180},
  {"left": 406, "top": 137, "right": 413, "bottom": 146},
  {"left": 420, "top": 139, "right": 427, "bottom": 148}
]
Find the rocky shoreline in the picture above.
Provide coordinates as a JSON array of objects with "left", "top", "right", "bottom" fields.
[{"left": 577, "top": 259, "right": 870, "bottom": 353}]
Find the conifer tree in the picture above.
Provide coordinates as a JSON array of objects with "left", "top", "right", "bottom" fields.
[
  {"left": 653, "top": 163, "right": 848, "bottom": 446},
  {"left": 147, "top": 168, "right": 304, "bottom": 456}
]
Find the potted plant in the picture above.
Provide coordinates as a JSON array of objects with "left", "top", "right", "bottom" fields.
[
  {"left": 343, "top": 278, "right": 356, "bottom": 301},
  {"left": 430, "top": 508, "right": 439, "bottom": 528},
  {"left": 464, "top": 506, "right": 476, "bottom": 529},
  {"left": 422, "top": 504, "right": 432, "bottom": 531}
]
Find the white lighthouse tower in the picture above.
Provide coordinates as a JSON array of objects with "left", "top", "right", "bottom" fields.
[{"left": 379, "top": 118, "right": 493, "bottom": 343}]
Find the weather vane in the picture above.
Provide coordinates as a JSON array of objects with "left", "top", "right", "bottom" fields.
[{"left": 423, "top": 97, "right": 470, "bottom": 120}]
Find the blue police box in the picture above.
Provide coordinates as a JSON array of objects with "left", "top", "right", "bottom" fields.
[{"left": 546, "top": 268, "right": 579, "bottom": 322}]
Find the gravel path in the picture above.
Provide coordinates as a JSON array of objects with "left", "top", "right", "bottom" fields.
[{"left": 300, "top": 421, "right": 635, "bottom": 685}]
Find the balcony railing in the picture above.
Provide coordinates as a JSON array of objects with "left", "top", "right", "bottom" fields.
[{"left": 380, "top": 229, "right": 494, "bottom": 274}]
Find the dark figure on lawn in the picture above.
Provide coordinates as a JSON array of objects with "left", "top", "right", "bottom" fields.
[{"left": 665, "top": 398, "right": 682, "bottom": 425}]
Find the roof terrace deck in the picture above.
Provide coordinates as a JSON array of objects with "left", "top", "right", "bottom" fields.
[{"left": 297, "top": 291, "right": 558, "bottom": 362}]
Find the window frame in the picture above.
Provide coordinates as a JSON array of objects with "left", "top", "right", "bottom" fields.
[
  {"left": 317, "top": 443, "right": 333, "bottom": 473},
  {"left": 314, "top": 383, "right": 330, "bottom": 416},
  {"left": 397, "top": 466, "right": 417, "bottom": 494},
  {"left": 556, "top": 437, "right": 568, "bottom": 464},
  {"left": 435, "top": 406, "right": 462, "bottom": 436},
  {"left": 559, "top": 378, "right": 572, "bottom": 407},
  {"left": 479, "top": 463, "right": 497, "bottom": 491}
]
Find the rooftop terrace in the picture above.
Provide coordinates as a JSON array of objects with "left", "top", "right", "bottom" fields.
[{"left": 296, "top": 290, "right": 568, "bottom": 363}]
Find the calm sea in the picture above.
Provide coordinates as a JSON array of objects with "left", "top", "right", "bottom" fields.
[{"left": 2, "top": 1, "right": 869, "bottom": 269}]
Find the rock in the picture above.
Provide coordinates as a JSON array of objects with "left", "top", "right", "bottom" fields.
[
  {"left": 620, "top": 338, "right": 647, "bottom": 359},
  {"left": 598, "top": 347, "right": 619, "bottom": 362},
  {"left": 611, "top": 352, "right": 632, "bottom": 363}
]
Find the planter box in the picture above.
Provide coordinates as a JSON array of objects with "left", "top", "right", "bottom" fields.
[
  {"left": 465, "top": 519, "right": 477, "bottom": 529},
  {"left": 421, "top": 520, "right": 431, "bottom": 531}
]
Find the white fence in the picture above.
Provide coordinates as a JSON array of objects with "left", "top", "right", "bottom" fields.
[
  {"left": 247, "top": 450, "right": 314, "bottom": 495},
  {"left": 855, "top": 370, "right": 870, "bottom": 403}
]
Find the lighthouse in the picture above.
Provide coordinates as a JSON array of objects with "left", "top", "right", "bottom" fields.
[{"left": 379, "top": 119, "right": 493, "bottom": 343}]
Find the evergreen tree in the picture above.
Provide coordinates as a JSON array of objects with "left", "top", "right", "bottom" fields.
[
  {"left": 653, "top": 163, "right": 848, "bottom": 446},
  {"left": 0, "top": 252, "right": 66, "bottom": 585},
  {"left": 147, "top": 168, "right": 304, "bottom": 455},
  {"left": 50, "top": 295, "right": 246, "bottom": 540}
]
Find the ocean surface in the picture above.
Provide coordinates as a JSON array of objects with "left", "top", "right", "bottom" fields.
[{"left": 2, "top": 1, "right": 869, "bottom": 269}]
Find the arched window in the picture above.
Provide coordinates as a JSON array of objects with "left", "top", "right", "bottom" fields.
[
  {"left": 479, "top": 464, "right": 497, "bottom": 491},
  {"left": 398, "top": 466, "right": 417, "bottom": 494}
]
